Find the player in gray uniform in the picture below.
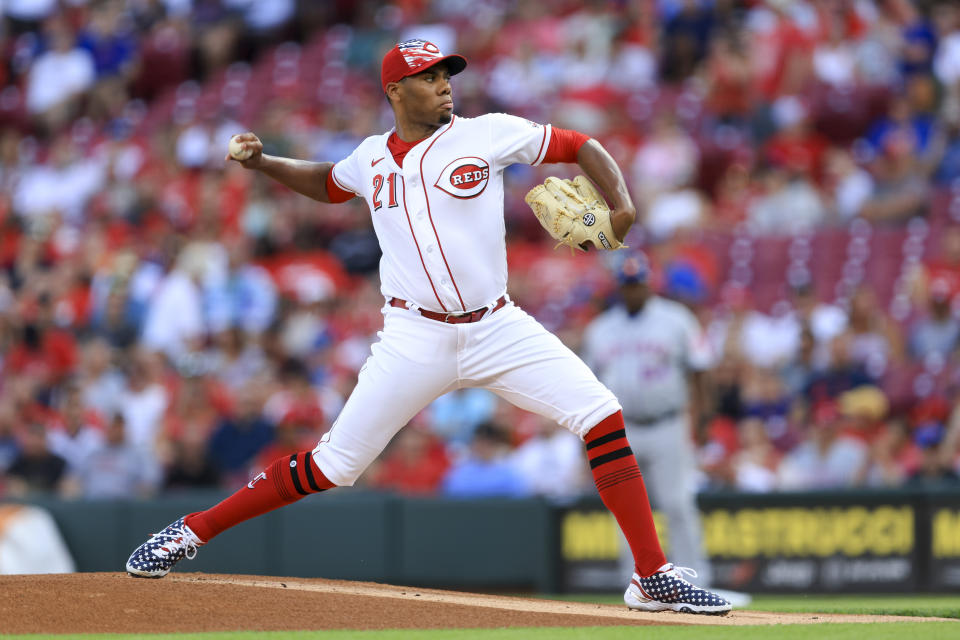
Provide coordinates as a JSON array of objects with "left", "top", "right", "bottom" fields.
[{"left": 582, "top": 252, "right": 713, "bottom": 585}]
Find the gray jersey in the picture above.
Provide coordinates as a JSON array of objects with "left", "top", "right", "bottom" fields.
[{"left": 582, "top": 296, "right": 713, "bottom": 420}]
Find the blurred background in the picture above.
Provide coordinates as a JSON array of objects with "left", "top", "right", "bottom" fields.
[{"left": 1, "top": 0, "right": 959, "bottom": 594}]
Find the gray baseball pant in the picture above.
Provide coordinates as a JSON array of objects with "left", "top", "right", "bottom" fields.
[{"left": 618, "top": 413, "right": 713, "bottom": 586}]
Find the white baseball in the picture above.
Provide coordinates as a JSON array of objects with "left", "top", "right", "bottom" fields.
[{"left": 229, "top": 135, "right": 252, "bottom": 161}]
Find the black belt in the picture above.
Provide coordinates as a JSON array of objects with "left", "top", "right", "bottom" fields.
[
  {"left": 626, "top": 408, "right": 684, "bottom": 427},
  {"left": 389, "top": 296, "right": 507, "bottom": 324}
]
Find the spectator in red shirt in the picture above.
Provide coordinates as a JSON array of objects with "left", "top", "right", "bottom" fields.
[
  {"left": 764, "top": 96, "right": 829, "bottom": 183},
  {"left": 7, "top": 293, "right": 78, "bottom": 388},
  {"left": 250, "top": 420, "right": 312, "bottom": 479},
  {"left": 907, "top": 225, "right": 960, "bottom": 306},
  {"left": 368, "top": 423, "right": 450, "bottom": 495},
  {"left": 263, "top": 358, "right": 325, "bottom": 431}
]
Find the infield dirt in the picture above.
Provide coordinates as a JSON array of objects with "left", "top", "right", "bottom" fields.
[{"left": 0, "top": 573, "right": 951, "bottom": 634}]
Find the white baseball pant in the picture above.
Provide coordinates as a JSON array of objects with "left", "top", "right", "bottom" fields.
[{"left": 312, "top": 301, "right": 621, "bottom": 486}]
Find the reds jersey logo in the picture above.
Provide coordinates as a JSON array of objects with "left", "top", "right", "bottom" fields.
[{"left": 435, "top": 157, "right": 490, "bottom": 199}]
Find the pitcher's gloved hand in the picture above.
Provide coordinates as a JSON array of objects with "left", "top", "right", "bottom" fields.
[{"left": 524, "top": 175, "right": 626, "bottom": 252}]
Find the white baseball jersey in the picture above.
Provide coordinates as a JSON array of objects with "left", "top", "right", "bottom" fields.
[
  {"left": 308, "top": 112, "right": 622, "bottom": 486},
  {"left": 330, "top": 113, "right": 552, "bottom": 312},
  {"left": 582, "top": 296, "right": 713, "bottom": 420}
]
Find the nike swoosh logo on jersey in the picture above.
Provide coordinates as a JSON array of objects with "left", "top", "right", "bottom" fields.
[{"left": 371, "top": 157, "right": 384, "bottom": 166}]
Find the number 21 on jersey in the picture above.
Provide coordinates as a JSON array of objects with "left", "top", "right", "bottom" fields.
[{"left": 372, "top": 173, "right": 398, "bottom": 211}]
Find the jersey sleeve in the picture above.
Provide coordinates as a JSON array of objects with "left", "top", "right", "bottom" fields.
[
  {"left": 542, "top": 127, "right": 590, "bottom": 164},
  {"left": 486, "top": 113, "right": 552, "bottom": 167},
  {"left": 325, "top": 169, "right": 355, "bottom": 203},
  {"left": 328, "top": 148, "right": 363, "bottom": 198}
]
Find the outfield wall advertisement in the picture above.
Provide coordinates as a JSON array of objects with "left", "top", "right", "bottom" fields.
[
  {"left": 558, "top": 491, "right": 957, "bottom": 593},
  {"left": 14, "top": 489, "right": 960, "bottom": 593},
  {"left": 930, "top": 501, "right": 960, "bottom": 589},
  {"left": 704, "top": 504, "right": 917, "bottom": 592}
]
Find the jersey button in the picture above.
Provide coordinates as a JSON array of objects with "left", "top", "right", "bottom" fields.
[{"left": 427, "top": 245, "right": 434, "bottom": 253}]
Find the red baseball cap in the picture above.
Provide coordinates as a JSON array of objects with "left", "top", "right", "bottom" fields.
[{"left": 381, "top": 39, "right": 467, "bottom": 92}]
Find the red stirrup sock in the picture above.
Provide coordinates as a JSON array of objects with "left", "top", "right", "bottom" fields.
[
  {"left": 584, "top": 411, "right": 667, "bottom": 577},
  {"left": 185, "top": 451, "right": 335, "bottom": 542}
]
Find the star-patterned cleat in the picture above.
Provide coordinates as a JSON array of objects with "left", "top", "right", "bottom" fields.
[
  {"left": 624, "top": 563, "right": 732, "bottom": 615},
  {"left": 126, "top": 516, "right": 203, "bottom": 578}
]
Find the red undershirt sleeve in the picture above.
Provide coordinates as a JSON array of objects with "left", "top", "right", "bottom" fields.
[
  {"left": 325, "top": 167, "right": 355, "bottom": 203},
  {"left": 542, "top": 127, "right": 591, "bottom": 164}
]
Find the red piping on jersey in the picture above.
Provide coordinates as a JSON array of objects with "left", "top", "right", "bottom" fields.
[
  {"left": 399, "top": 167, "right": 447, "bottom": 311},
  {"left": 532, "top": 125, "right": 548, "bottom": 165},
  {"left": 419, "top": 116, "right": 467, "bottom": 311}
]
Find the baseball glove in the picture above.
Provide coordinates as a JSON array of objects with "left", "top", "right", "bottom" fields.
[{"left": 524, "top": 175, "right": 625, "bottom": 251}]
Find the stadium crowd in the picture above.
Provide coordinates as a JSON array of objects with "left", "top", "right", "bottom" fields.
[{"left": 2, "top": 0, "right": 960, "bottom": 501}]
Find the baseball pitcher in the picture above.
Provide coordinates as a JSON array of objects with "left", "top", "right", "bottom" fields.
[{"left": 125, "top": 39, "right": 730, "bottom": 615}]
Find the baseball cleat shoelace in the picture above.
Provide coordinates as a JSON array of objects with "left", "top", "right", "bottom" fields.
[
  {"left": 125, "top": 516, "right": 203, "bottom": 578},
  {"left": 624, "top": 563, "right": 732, "bottom": 615}
]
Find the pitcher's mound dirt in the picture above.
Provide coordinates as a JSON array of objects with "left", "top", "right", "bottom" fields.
[{"left": 0, "top": 573, "right": 951, "bottom": 634}]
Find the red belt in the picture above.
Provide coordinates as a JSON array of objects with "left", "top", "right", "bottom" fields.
[{"left": 389, "top": 296, "right": 507, "bottom": 324}]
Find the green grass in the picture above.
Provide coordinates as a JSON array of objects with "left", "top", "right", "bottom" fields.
[
  {"left": 3, "top": 625, "right": 959, "bottom": 640},
  {"left": 748, "top": 594, "right": 960, "bottom": 619},
  {"left": 549, "top": 592, "right": 960, "bottom": 620}
]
